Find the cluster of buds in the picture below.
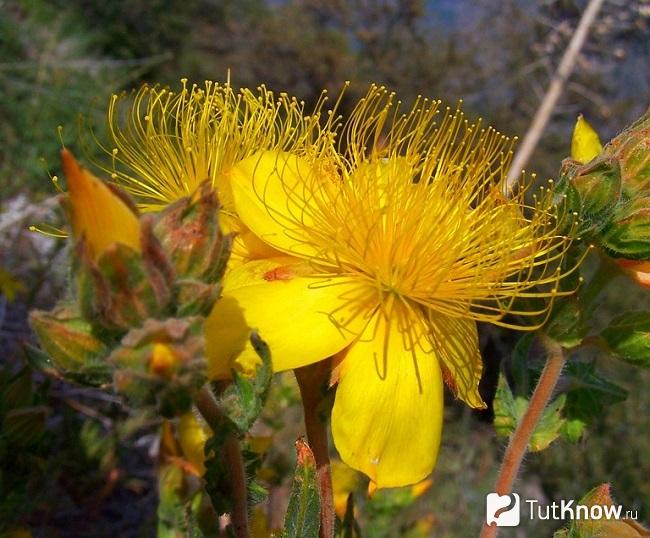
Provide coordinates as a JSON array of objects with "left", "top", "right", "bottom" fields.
[
  {"left": 30, "top": 151, "right": 230, "bottom": 417},
  {"left": 557, "top": 109, "right": 650, "bottom": 286}
]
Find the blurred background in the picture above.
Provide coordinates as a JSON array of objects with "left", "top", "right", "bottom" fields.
[{"left": 0, "top": 0, "right": 649, "bottom": 536}]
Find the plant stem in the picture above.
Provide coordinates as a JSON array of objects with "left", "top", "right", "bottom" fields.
[
  {"left": 505, "top": 0, "right": 605, "bottom": 191},
  {"left": 480, "top": 336, "right": 567, "bottom": 538},
  {"left": 295, "top": 362, "right": 335, "bottom": 538},
  {"left": 194, "top": 384, "right": 249, "bottom": 538}
]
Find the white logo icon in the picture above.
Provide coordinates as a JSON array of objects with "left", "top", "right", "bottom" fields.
[{"left": 486, "top": 493, "right": 521, "bottom": 527}]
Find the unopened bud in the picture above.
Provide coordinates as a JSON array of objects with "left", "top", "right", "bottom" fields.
[
  {"left": 154, "top": 181, "right": 231, "bottom": 284},
  {"left": 149, "top": 343, "right": 178, "bottom": 376},
  {"left": 77, "top": 218, "right": 175, "bottom": 332},
  {"left": 571, "top": 115, "right": 603, "bottom": 164},
  {"left": 602, "top": 107, "right": 650, "bottom": 196},
  {"left": 29, "top": 304, "right": 110, "bottom": 383},
  {"left": 110, "top": 318, "right": 206, "bottom": 416}
]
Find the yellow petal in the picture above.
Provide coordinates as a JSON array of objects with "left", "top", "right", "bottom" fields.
[
  {"left": 205, "top": 260, "right": 372, "bottom": 378},
  {"left": 178, "top": 411, "right": 210, "bottom": 475},
  {"left": 331, "top": 307, "right": 444, "bottom": 488},
  {"left": 427, "top": 312, "right": 486, "bottom": 409},
  {"left": 219, "top": 212, "right": 284, "bottom": 264},
  {"left": 229, "top": 150, "right": 320, "bottom": 257},
  {"left": 571, "top": 115, "right": 603, "bottom": 164},
  {"left": 62, "top": 150, "right": 140, "bottom": 260},
  {"left": 331, "top": 459, "right": 361, "bottom": 518}
]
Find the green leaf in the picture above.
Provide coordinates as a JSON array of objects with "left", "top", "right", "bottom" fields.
[
  {"left": 1, "top": 368, "right": 33, "bottom": 411},
  {"left": 600, "top": 310, "right": 650, "bottom": 368},
  {"left": 23, "top": 344, "right": 59, "bottom": 379},
  {"left": 220, "top": 332, "right": 272, "bottom": 433},
  {"left": 529, "top": 394, "right": 566, "bottom": 452},
  {"left": 493, "top": 374, "right": 566, "bottom": 452},
  {"left": 283, "top": 438, "right": 320, "bottom": 538},
  {"left": 157, "top": 464, "right": 206, "bottom": 538},
  {"left": 492, "top": 374, "right": 520, "bottom": 438},
  {"left": 2, "top": 406, "right": 50, "bottom": 447},
  {"left": 563, "top": 362, "right": 628, "bottom": 427},
  {"left": 561, "top": 417, "right": 587, "bottom": 444}
]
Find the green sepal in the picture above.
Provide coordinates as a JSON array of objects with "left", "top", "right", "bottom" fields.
[
  {"left": 600, "top": 310, "right": 650, "bottom": 368},
  {"left": 572, "top": 158, "right": 622, "bottom": 233},
  {"left": 283, "top": 438, "right": 320, "bottom": 538},
  {"left": 603, "top": 106, "right": 650, "bottom": 196},
  {"left": 555, "top": 157, "right": 621, "bottom": 237},
  {"left": 600, "top": 196, "right": 650, "bottom": 259}
]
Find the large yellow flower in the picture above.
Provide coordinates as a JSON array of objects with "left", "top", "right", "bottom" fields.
[
  {"left": 206, "top": 86, "right": 576, "bottom": 488},
  {"left": 87, "top": 79, "right": 334, "bottom": 261}
]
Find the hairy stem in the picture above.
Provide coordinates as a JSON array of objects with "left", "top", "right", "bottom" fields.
[
  {"left": 480, "top": 336, "right": 566, "bottom": 538},
  {"left": 295, "top": 362, "right": 335, "bottom": 538},
  {"left": 194, "top": 384, "right": 249, "bottom": 538}
]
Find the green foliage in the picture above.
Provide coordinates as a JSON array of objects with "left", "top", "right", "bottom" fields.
[
  {"left": 283, "top": 439, "right": 320, "bottom": 538},
  {"left": 498, "top": 334, "right": 629, "bottom": 449},
  {"left": 0, "top": 1, "right": 162, "bottom": 195},
  {"left": 493, "top": 374, "right": 567, "bottom": 452},
  {"left": 600, "top": 310, "right": 650, "bottom": 368},
  {"left": 220, "top": 333, "right": 273, "bottom": 433},
  {"left": 203, "top": 335, "right": 272, "bottom": 519},
  {"left": 157, "top": 464, "right": 212, "bottom": 538},
  {"left": 0, "top": 366, "right": 51, "bottom": 530},
  {"left": 562, "top": 362, "right": 628, "bottom": 435}
]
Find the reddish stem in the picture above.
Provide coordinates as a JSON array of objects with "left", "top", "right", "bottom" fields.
[
  {"left": 295, "top": 362, "right": 335, "bottom": 538},
  {"left": 480, "top": 337, "right": 566, "bottom": 538},
  {"left": 194, "top": 385, "right": 249, "bottom": 538}
]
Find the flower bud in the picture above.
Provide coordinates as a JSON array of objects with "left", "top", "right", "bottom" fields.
[
  {"left": 110, "top": 318, "right": 206, "bottom": 417},
  {"left": 154, "top": 181, "right": 231, "bottom": 284},
  {"left": 62, "top": 150, "right": 140, "bottom": 260},
  {"left": 557, "top": 157, "right": 622, "bottom": 236},
  {"left": 602, "top": 107, "right": 650, "bottom": 196},
  {"left": 29, "top": 303, "right": 111, "bottom": 383},
  {"left": 76, "top": 217, "right": 175, "bottom": 332},
  {"left": 571, "top": 115, "right": 603, "bottom": 164},
  {"left": 62, "top": 151, "right": 175, "bottom": 331}
]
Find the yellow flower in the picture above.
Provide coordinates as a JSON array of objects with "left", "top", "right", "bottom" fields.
[
  {"left": 89, "top": 79, "right": 334, "bottom": 262},
  {"left": 61, "top": 149, "right": 140, "bottom": 260},
  {"left": 206, "top": 86, "right": 576, "bottom": 487}
]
